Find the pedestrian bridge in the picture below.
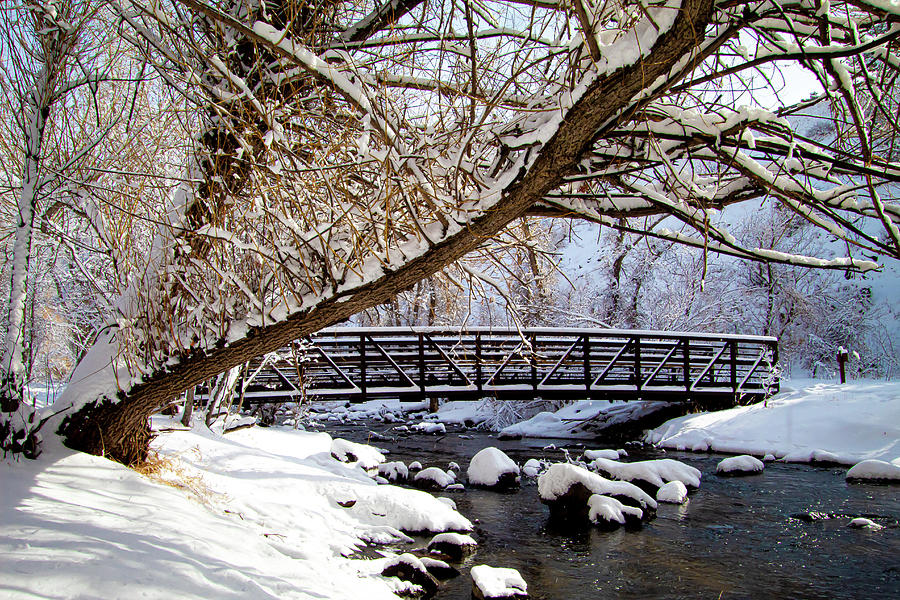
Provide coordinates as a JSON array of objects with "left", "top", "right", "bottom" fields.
[{"left": 240, "top": 327, "right": 779, "bottom": 405}]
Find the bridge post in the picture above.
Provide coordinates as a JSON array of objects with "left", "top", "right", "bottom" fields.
[
  {"left": 730, "top": 340, "right": 738, "bottom": 396},
  {"left": 583, "top": 335, "right": 590, "bottom": 393},
  {"left": 683, "top": 338, "right": 691, "bottom": 393},
  {"left": 359, "top": 334, "right": 367, "bottom": 403},
  {"left": 475, "top": 333, "right": 483, "bottom": 395},
  {"left": 633, "top": 336, "right": 642, "bottom": 391},
  {"left": 418, "top": 333, "right": 426, "bottom": 400},
  {"left": 530, "top": 333, "right": 538, "bottom": 393}
]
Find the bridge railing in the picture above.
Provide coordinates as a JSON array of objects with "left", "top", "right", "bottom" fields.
[{"left": 242, "top": 327, "right": 779, "bottom": 404}]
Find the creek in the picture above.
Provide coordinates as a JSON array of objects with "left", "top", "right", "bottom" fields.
[{"left": 325, "top": 422, "right": 899, "bottom": 599}]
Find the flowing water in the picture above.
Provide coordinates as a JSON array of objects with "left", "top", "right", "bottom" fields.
[{"left": 326, "top": 422, "right": 899, "bottom": 599}]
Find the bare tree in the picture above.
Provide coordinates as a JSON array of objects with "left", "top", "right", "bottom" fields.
[{"left": 0, "top": 0, "right": 893, "bottom": 463}]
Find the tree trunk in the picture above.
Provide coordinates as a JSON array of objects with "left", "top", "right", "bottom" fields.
[{"left": 56, "top": 0, "right": 716, "bottom": 465}]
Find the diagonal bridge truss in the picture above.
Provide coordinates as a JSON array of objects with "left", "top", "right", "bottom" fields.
[{"left": 238, "top": 327, "right": 779, "bottom": 406}]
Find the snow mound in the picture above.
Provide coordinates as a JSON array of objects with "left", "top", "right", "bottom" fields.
[
  {"left": 717, "top": 455, "right": 765, "bottom": 475},
  {"left": 587, "top": 494, "right": 643, "bottom": 525},
  {"left": 413, "top": 467, "right": 455, "bottom": 489},
  {"left": 538, "top": 463, "right": 656, "bottom": 509},
  {"left": 846, "top": 459, "right": 900, "bottom": 481},
  {"left": 656, "top": 480, "right": 689, "bottom": 504},
  {"left": 590, "top": 457, "right": 701, "bottom": 489},
  {"left": 470, "top": 565, "right": 527, "bottom": 599},
  {"left": 468, "top": 447, "right": 520, "bottom": 487},
  {"left": 331, "top": 438, "right": 385, "bottom": 469}
]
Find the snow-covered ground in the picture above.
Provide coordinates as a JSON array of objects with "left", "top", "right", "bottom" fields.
[
  {"left": 1, "top": 420, "right": 471, "bottom": 599},
  {"left": 646, "top": 379, "right": 900, "bottom": 465}
]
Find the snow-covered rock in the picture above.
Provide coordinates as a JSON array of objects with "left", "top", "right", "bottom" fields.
[
  {"left": 408, "top": 460, "right": 423, "bottom": 472},
  {"left": 716, "top": 455, "right": 765, "bottom": 475},
  {"left": 587, "top": 494, "right": 643, "bottom": 527},
  {"left": 412, "top": 467, "right": 455, "bottom": 490},
  {"left": 377, "top": 461, "right": 409, "bottom": 483},
  {"left": 468, "top": 447, "right": 520, "bottom": 489},
  {"left": 331, "top": 438, "right": 385, "bottom": 470},
  {"left": 583, "top": 449, "right": 622, "bottom": 461},
  {"left": 522, "top": 458, "right": 543, "bottom": 478},
  {"left": 420, "top": 556, "right": 459, "bottom": 579},
  {"left": 470, "top": 565, "right": 528, "bottom": 599},
  {"left": 380, "top": 553, "right": 438, "bottom": 596},
  {"left": 846, "top": 459, "right": 900, "bottom": 481},
  {"left": 411, "top": 422, "right": 447, "bottom": 434},
  {"left": 848, "top": 518, "right": 884, "bottom": 530},
  {"left": 590, "top": 457, "right": 701, "bottom": 490},
  {"left": 656, "top": 480, "right": 689, "bottom": 504},
  {"left": 537, "top": 463, "right": 655, "bottom": 525},
  {"left": 538, "top": 463, "right": 656, "bottom": 508},
  {"left": 427, "top": 532, "right": 478, "bottom": 561}
]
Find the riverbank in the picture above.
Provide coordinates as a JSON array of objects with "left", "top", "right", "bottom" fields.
[
  {"left": 1, "top": 424, "right": 470, "bottom": 600},
  {"left": 456, "top": 379, "right": 900, "bottom": 466},
  {"left": 644, "top": 379, "right": 900, "bottom": 464}
]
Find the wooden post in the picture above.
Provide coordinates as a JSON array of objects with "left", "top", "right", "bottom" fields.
[
  {"left": 683, "top": 338, "right": 691, "bottom": 392},
  {"left": 730, "top": 340, "right": 738, "bottom": 394},
  {"left": 633, "top": 336, "right": 642, "bottom": 390},
  {"left": 359, "top": 334, "right": 367, "bottom": 402},
  {"left": 530, "top": 333, "right": 538, "bottom": 393},
  {"left": 838, "top": 347, "right": 849, "bottom": 384},
  {"left": 475, "top": 333, "right": 483, "bottom": 394},
  {"left": 583, "top": 335, "right": 591, "bottom": 392},
  {"left": 418, "top": 333, "right": 426, "bottom": 400}
]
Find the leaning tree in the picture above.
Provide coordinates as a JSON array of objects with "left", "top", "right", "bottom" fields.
[{"left": 2, "top": 0, "right": 899, "bottom": 464}]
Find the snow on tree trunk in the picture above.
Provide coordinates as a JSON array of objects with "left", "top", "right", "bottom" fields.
[{"left": 1, "top": 3, "right": 74, "bottom": 457}]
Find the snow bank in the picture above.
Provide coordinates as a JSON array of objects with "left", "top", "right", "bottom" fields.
[
  {"left": 646, "top": 380, "right": 900, "bottom": 465},
  {"left": 498, "top": 400, "right": 625, "bottom": 439},
  {"left": 468, "top": 447, "right": 520, "bottom": 487},
  {"left": 717, "top": 455, "right": 765, "bottom": 475},
  {"left": 2, "top": 421, "right": 478, "bottom": 600},
  {"left": 846, "top": 459, "right": 900, "bottom": 481},
  {"left": 537, "top": 463, "right": 656, "bottom": 510},
  {"left": 432, "top": 400, "right": 496, "bottom": 426},
  {"left": 470, "top": 565, "right": 527, "bottom": 599},
  {"left": 500, "top": 400, "right": 674, "bottom": 439}
]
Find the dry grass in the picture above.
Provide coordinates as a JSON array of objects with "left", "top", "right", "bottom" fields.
[{"left": 133, "top": 450, "right": 215, "bottom": 505}]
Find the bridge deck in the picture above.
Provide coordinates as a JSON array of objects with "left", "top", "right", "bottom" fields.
[{"left": 240, "top": 327, "right": 779, "bottom": 405}]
